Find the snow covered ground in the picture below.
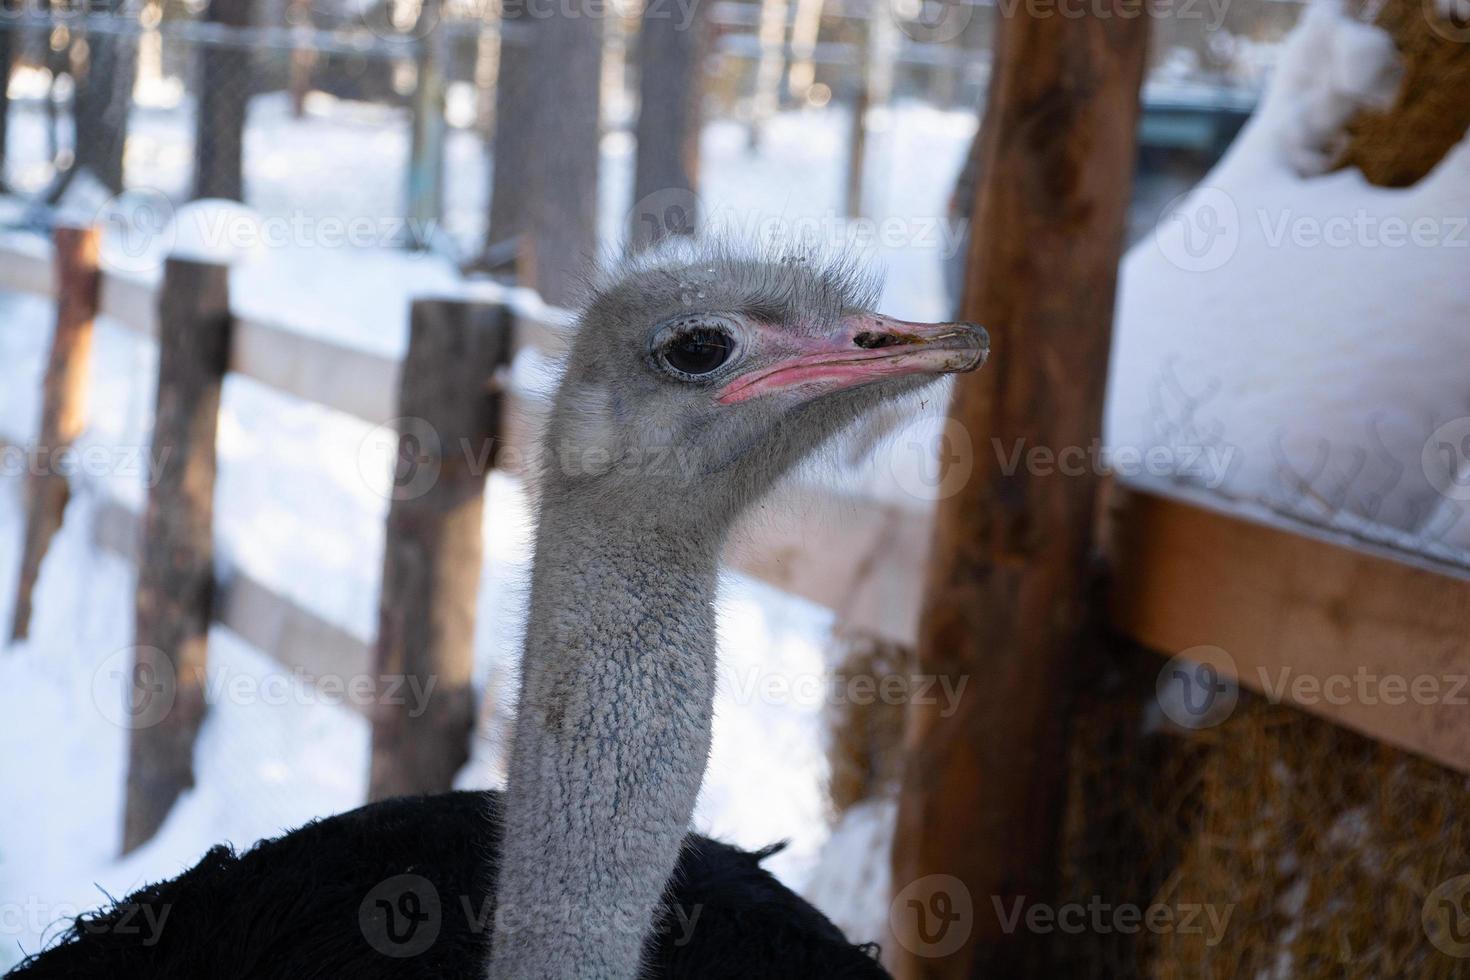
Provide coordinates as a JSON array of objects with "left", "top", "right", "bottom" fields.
[
  {"left": 0, "top": 98, "right": 979, "bottom": 968},
  {"left": 3, "top": 0, "right": 1467, "bottom": 966}
]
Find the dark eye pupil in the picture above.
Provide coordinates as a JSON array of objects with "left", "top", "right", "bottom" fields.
[{"left": 664, "top": 330, "right": 732, "bottom": 376}]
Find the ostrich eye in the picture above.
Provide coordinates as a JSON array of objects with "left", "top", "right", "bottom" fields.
[{"left": 660, "top": 327, "right": 734, "bottom": 378}]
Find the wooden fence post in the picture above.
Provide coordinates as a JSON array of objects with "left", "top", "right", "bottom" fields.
[
  {"left": 122, "top": 257, "right": 232, "bottom": 853},
  {"left": 11, "top": 224, "right": 101, "bottom": 642},
  {"left": 890, "top": 2, "right": 1149, "bottom": 976},
  {"left": 367, "top": 299, "right": 511, "bottom": 801}
]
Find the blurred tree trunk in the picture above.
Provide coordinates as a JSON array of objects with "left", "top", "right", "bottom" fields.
[
  {"left": 518, "top": 5, "right": 600, "bottom": 305},
  {"left": 747, "top": 0, "right": 787, "bottom": 147},
  {"left": 71, "top": 1, "right": 138, "bottom": 194},
  {"left": 193, "top": 0, "right": 253, "bottom": 201},
  {"left": 890, "top": 1, "right": 1148, "bottom": 977},
  {"left": 785, "top": 0, "right": 824, "bottom": 105},
  {"left": 286, "top": 0, "right": 315, "bottom": 118},
  {"left": 405, "top": 0, "right": 445, "bottom": 246},
  {"left": 483, "top": 0, "right": 532, "bottom": 267},
  {"left": 0, "top": 7, "right": 12, "bottom": 187},
  {"left": 628, "top": 0, "right": 705, "bottom": 251}
]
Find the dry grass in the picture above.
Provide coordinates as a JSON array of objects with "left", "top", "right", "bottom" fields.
[{"left": 1057, "top": 643, "right": 1470, "bottom": 978}]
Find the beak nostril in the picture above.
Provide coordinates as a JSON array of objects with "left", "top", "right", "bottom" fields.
[{"left": 853, "top": 331, "right": 905, "bottom": 350}]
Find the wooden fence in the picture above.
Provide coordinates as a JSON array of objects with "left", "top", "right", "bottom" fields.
[{"left": 2, "top": 225, "right": 1468, "bottom": 848}]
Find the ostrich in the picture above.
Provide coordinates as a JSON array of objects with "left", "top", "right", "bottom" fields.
[
  {"left": 7, "top": 244, "right": 986, "bottom": 979},
  {"left": 490, "top": 242, "right": 986, "bottom": 978}
]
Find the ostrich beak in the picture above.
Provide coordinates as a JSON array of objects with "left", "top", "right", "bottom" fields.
[{"left": 717, "top": 314, "right": 989, "bottom": 405}]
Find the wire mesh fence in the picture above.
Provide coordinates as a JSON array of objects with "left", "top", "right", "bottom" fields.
[{"left": 0, "top": 0, "right": 1304, "bottom": 272}]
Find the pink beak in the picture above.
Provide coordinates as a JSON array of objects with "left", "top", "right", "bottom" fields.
[{"left": 717, "top": 314, "right": 989, "bottom": 405}]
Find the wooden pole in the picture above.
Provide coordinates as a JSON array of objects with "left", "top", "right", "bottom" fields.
[
  {"left": 192, "top": 0, "right": 253, "bottom": 201},
  {"left": 122, "top": 258, "right": 233, "bottom": 853},
  {"left": 483, "top": 1, "right": 534, "bottom": 268},
  {"left": 521, "top": 6, "right": 602, "bottom": 305},
  {"left": 628, "top": 0, "right": 706, "bottom": 251},
  {"left": 367, "top": 299, "right": 511, "bottom": 801},
  {"left": 11, "top": 224, "right": 101, "bottom": 642},
  {"left": 890, "top": 1, "right": 1149, "bottom": 975},
  {"left": 405, "top": 0, "right": 446, "bottom": 249}
]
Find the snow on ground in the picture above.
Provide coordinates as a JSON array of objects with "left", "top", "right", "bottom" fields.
[
  {"left": 3, "top": 87, "right": 975, "bottom": 324},
  {"left": 1106, "top": 0, "right": 1470, "bottom": 553},
  {"left": 0, "top": 262, "right": 851, "bottom": 966},
  {"left": 3, "top": 97, "right": 977, "bottom": 963},
  {"left": 4, "top": 0, "right": 1467, "bottom": 962}
]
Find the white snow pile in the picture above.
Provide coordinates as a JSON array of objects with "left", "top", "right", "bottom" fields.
[{"left": 1105, "top": 0, "right": 1470, "bottom": 557}]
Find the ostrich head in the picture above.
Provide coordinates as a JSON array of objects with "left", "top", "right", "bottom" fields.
[
  {"left": 494, "top": 243, "right": 988, "bottom": 980},
  {"left": 542, "top": 244, "right": 989, "bottom": 522}
]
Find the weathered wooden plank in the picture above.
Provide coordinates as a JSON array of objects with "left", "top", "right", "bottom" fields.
[
  {"left": 99, "top": 272, "right": 160, "bottom": 340},
  {"left": 11, "top": 225, "right": 101, "bottom": 641},
  {"left": 123, "top": 258, "right": 233, "bottom": 854},
  {"left": 891, "top": 2, "right": 1150, "bottom": 975},
  {"left": 0, "top": 236, "right": 53, "bottom": 297},
  {"left": 216, "top": 571, "right": 373, "bottom": 697},
  {"left": 1107, "top": 481, "right": 1470, "bottom": 776},
  {"left": 228, "top": 315, "right": 402, "bottom": 426},
  {"left": 367, "top": 299, "right": 512, "bottom": 800},
  {"left": 86, "top": 494, "right": 375, "bottom": 713}
]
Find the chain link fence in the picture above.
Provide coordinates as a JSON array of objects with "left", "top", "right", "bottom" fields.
[
  {"left": 0, "top": 0, "right": 498, "bottom": 253},
  {"left": 0, "top": 0, "right": 1305, "bottom": 269}
]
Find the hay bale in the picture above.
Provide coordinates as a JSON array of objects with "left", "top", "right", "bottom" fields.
[{"left": 1058, "top": 643, "right": 1470, "bottom": 978}]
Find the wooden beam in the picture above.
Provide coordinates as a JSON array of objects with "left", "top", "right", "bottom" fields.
[
  {"left": 367, "top": 299, "right": 512, "bottom": 800},
  {"left": 11, "top": 225, "right": 101, "bottom": 640},
  {"left": 123, "top": 257, "right": 233, "bottom": 854},
  {"left": 1106, "top": 480, "right": 1470, "bottom": 776},
  {"left": 891, "top": 3, "right": 1149, "bottom": 976}
]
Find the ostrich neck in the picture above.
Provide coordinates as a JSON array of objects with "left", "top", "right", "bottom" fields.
[{"left": 489, "top": 489, "right": 723, "bottom": 979}]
